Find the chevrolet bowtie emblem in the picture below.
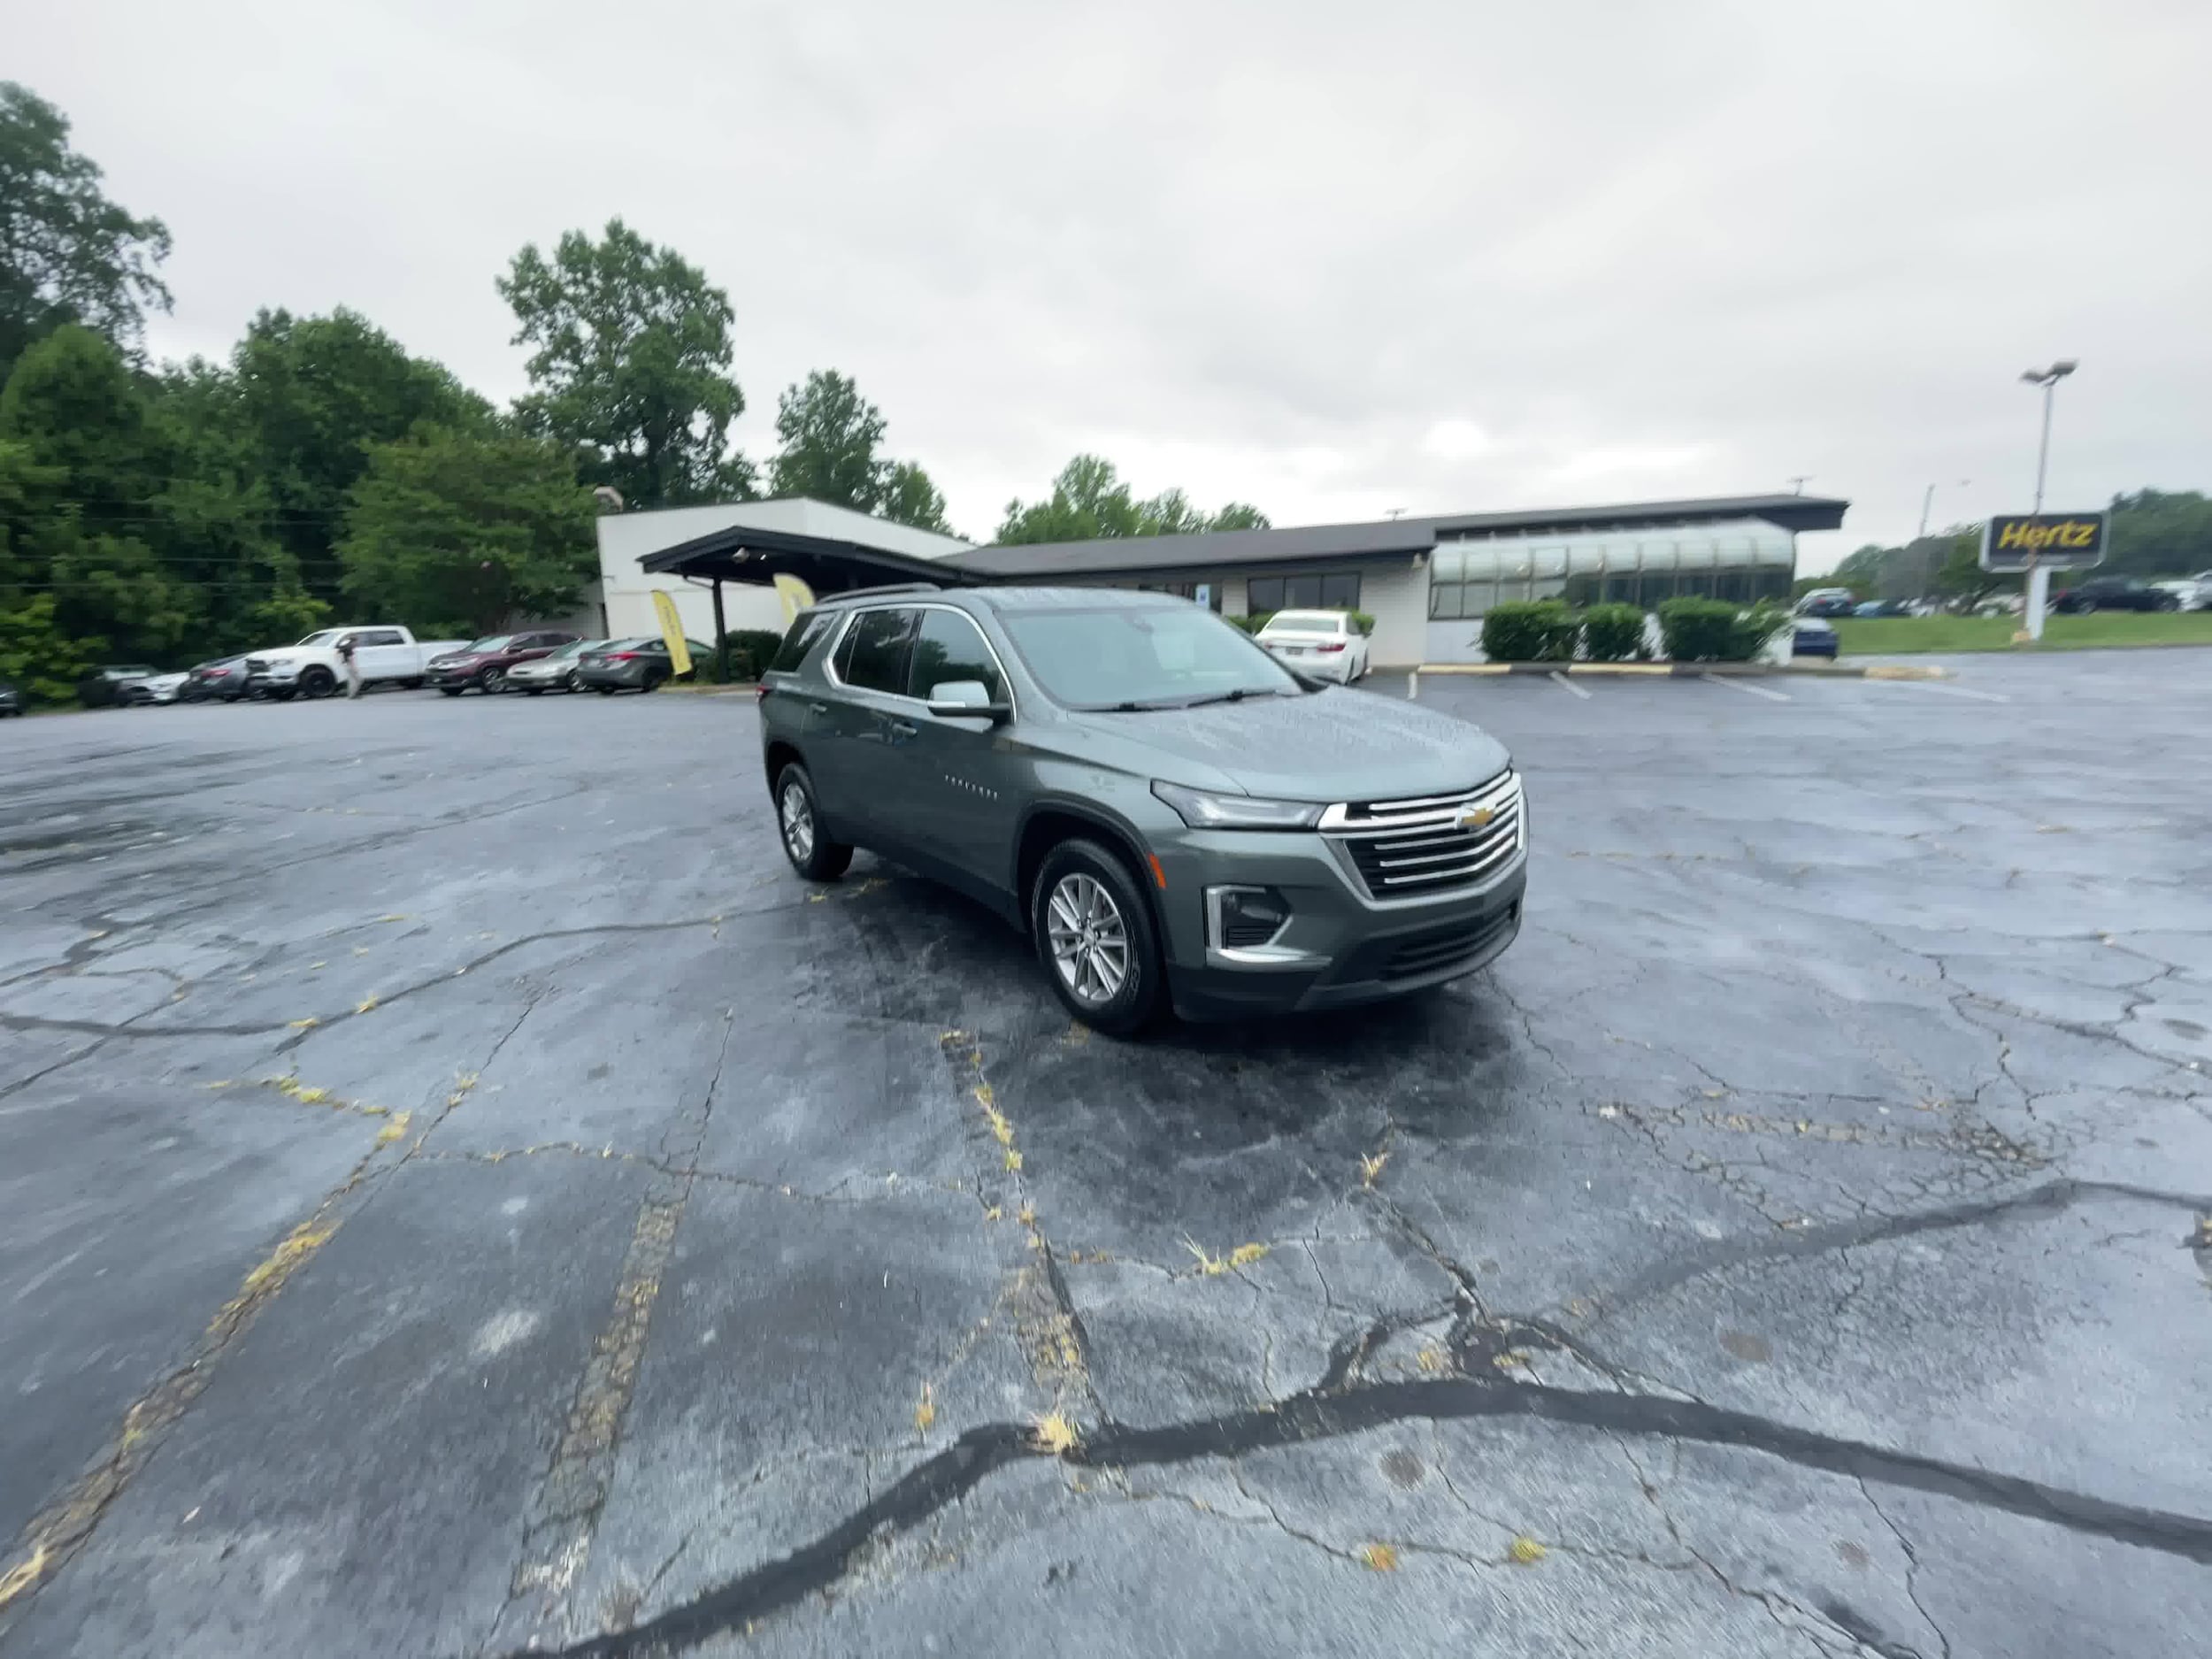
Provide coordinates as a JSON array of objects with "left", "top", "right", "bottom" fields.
[{"left": 1460, "top": 804, "right": 1494, "bottom": 831}]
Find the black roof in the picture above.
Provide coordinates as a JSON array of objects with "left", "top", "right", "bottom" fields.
[
  {"left": 639, "top": 521, "right": 979, "bottom": 590},
  {"left": 947, "top": 492, "right": 1848, "bottom": 580}
]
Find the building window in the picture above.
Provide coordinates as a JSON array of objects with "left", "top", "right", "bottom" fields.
[
  {"left": 1248, "top": 572, "right": 1360, "bottom": 613},
  {"left": 1134, "top": 580, "right": 1223, "bottom": 611}
]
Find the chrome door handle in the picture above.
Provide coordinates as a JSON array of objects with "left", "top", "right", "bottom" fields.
[
  {"left": 810, "top": 702, "right": 831, "bottom": 715},
  {"left": 887, "top": 718, "right": 918, "bottom": 738}
]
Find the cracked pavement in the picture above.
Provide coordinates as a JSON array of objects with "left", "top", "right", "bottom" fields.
[{"left": 1, "top": 654, "right": 2208, "bottom": 1658}]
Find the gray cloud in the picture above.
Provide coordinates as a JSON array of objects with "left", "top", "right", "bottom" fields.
[{"left": 18, "top": 0, "right": 2209, "bottom": 565}]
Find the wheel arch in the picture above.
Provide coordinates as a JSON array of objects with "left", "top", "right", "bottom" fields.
[{"left": 1013, "top": 803, "right": 1163, "bottom": 941}]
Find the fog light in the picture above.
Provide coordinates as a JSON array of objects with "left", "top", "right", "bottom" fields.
[{"left": 1210, "top": 885, "right": 1291, "bottom": 949}]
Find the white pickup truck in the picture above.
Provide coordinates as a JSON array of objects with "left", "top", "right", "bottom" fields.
[{"left": 245, "top": 626, "right": 468, "bottom": 700}]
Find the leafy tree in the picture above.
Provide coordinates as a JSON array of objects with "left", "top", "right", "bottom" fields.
[
  {"left": 0, "top": 592, "right": 94, "bottom": 701},
  {"left": 766, "top": 369, "right": 956, "bottom": 533},
  {"left": 0, "top": 325, "right": 200, "bottom": 661},
  {"left": 878, "top": 459, "right": 952, "bottom": 534},
  {"left": 769, "top": 369, "right": 887, "bottom": 509},
  {"left": 499, "top": 219, "right": 753, "bottom": 508},
  {"left": 337, "top": 426, "right": 595, "bottom": 637},
  {"left": 0, "top": 82, "right": 173, "bottom": 380},
  {"left": 2105, "top": 489, "right": 2212, "bottom": 578},
  {"left": 213, "top": 307, "right": 492, "bottom": 601},
  {"left": 997, "top": 455, "right": 1270, "bottom": 545}
]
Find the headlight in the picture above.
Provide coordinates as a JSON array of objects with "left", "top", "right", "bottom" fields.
[{"left": 1151, "top": 780, "right": 1324, "bottom": 831}]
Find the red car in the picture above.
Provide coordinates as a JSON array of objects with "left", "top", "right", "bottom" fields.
[{"left": 422, "top": 632, "right": 581, "bottom": 695}]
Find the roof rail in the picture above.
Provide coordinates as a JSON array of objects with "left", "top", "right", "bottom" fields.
[{"left": 818, "top": 581, "right": 945, "bottom": 603}]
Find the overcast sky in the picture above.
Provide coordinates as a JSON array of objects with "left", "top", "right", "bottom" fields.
[{"left": 18, "top": 0, "right": 2209, "bottom": 568}]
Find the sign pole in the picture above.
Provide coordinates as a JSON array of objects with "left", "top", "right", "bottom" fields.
[{"left": 2023, "top": 377, "right": 2056, "bottom": 641}]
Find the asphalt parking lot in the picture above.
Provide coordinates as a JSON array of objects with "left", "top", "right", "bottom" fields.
[{"left": 4, "top": 652, "right": 2209, "bottom": 1658}]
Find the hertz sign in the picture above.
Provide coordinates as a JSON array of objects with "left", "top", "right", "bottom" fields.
[
  {"left": 1991, "top": 511, "right": 2106, "bottom": 575},
  {"left": 1980, "top": 511, "right": 2108, "bottom": 573}
]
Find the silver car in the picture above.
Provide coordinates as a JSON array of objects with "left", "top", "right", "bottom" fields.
[{"left": 503, "top": 639, "right": 605, "bottom": 695}]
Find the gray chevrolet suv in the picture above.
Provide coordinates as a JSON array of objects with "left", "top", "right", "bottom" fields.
[{"left": 758, "top": 585, "right": 1525, "bottom": 1033}]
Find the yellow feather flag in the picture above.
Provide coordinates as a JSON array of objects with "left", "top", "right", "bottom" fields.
[
  {"left": 650, "top": 590, "right": 693, "bottom": 677},
  {"left": 772, "top": 573, "right": 818, "bottom": 627}
]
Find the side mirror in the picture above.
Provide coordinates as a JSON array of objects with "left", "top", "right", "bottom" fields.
[{"left": 926, "top": 679, "right": 1011, "bottom": 722}]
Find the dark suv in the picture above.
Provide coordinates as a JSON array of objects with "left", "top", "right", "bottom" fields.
[
  {"left": 425, "top": 632, "right": 580, "bottom": 695},
  {"left": 758, "top": 586, "right": 1525, "bottom": 1033},
  {"left": 2051, "top": 577, "right": 2178, "bottom": 614}
]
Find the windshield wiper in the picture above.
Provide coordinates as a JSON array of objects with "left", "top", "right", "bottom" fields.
[{"left": 1176, "top": 687, "right": 1292, "bottom": 709}]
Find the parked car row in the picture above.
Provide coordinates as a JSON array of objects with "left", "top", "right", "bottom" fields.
[{"left": 77, "top": 629, "right": 721, "bottom": 711}]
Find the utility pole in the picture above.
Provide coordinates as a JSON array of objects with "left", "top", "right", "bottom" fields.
[
  {"left": 1786, "top": 476, "right": 1810, "bottom": 495},
  {"left": 1916, "top": 479, "right": 1970, "bottom": 542},
  {"left": 2017, "top": 361, "right": 2078, "bottom": 641}
]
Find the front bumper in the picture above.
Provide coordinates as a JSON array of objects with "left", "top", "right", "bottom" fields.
[
  {"left": 1148, "top": 817, "right": 1528, "bottom": 1021},
  {"left": 424, "top": 664, "right": 483, "bottom": 687}
]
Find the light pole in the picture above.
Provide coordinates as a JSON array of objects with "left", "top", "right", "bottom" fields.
[
  {"left": 1916, "top": 478, "right": 1970, "bottom": 542},
  {"left": 2017, "top": 360, "right": 2078, "bottom": 640}
]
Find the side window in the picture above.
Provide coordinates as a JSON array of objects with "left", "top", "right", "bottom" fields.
[
  {"left": 1248, "top": 577, "right": 1285, "bottom": 613},
  {"left": 837, "top": 608, "right": 917, "bottom": 694},
  {"left": 906, "top": 610, "right": 1004, "bottom": 703},
  {"left": 770, "top": 611, "right": 835, "bottom": 673},
  {"left": 358, "top": 630, "right": 405, "bottom": 647}
]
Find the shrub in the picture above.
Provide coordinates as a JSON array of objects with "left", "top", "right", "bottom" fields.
[
  {"left": 1229, "top": 611, "right": 1273, "bottom": 634},
  {"left": 1480, "top": 600, "right": 1577, "bottom": 663},
  {"left": 1347, "top": 610, "right": 1375, "bottom": 636},
  {"left": 697, "top": 628, "right": 787, "bottom": 681},
  {"left": 1578, "top": 603, "right": 1647, "bottom": 662},
  {"left": 1657, "top": 598, "right": 1787, "bottom": 662}
]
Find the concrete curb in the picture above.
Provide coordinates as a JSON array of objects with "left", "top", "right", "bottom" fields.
[{"left": 1411, "top": 661, "right": 1951, "bottom": 680}]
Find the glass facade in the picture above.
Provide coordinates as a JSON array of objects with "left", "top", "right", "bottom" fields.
[{"left": 1425, "top": 518, "right": 1795, "bottom": 620}]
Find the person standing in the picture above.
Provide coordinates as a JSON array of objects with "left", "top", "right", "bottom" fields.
[{"left": 337, "top": 634, "right": 363, "bottom": 699}]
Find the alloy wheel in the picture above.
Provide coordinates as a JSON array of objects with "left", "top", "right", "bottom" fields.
[
  {"left": 1045, "top": 872, "right": 1129, "bottom": 1007},
  {"left": 780, "top": 782, "right": 815, "bottom": 861}
]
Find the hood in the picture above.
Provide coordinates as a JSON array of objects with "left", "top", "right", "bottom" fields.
[
  {"left": 1073, "top": 687, "right": 1510, "bottom": 803},
  {"left": 251, "top": 645, "right": 321, "bottom": 664}
]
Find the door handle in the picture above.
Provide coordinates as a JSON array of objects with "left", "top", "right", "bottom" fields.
[
  {"left": 887, "top": 718, "right": 918, "bottom": 739},
  {"left": 809, "top": 702, "right": 831, "bottom": 715}
]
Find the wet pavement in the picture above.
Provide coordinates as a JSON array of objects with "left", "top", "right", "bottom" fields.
[{"left": 2, "top": 653, "right": 2208, "bottom": 1658}]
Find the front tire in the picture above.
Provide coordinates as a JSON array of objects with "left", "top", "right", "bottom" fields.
[
  {"left": 775, "top": 764, "right": 853, "bottom": 881},
  {"left": 563, "top": 670, "right": 581, "bottom": 693},
  {"left": 479, "top": 668, "right": 506, "bottom": 694},
  {"left": 298, "top": 666, "right": 335, "bottom": 699},
  {"left": 1032, "top": 839, "right": 1164, "bottom": 1036}
]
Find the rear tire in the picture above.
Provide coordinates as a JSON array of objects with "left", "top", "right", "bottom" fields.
[
  {"left": 774, "top": 764, "right": 853, "bottom": 881},
  {"left": 641, "top": 670, "right": 665, "bottom": 693},
  {"left": 1031, "top": 838, "right": 1164, "bottom": 1037}
]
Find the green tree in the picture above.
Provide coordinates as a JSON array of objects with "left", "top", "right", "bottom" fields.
[
  {"left": 878, "top": 459, "right": 953, "bottom": 534},
  {"left": 0, "top": 324, "right": 200, "bottom": 661},
  {"left": 766, "top": 369, "right": 955, "bottom": 533},
  {"left": 1932, "top": 525, "right": 2016, "bottom": 609},
  {"left": 215, "top": 307, "right": 492, "bottom": 602},
  {"left": 2105, "top": 489, "right": 2212, "bottom": 577},
  {"left": 0, "top": 82, "right": 173, "bottom": 380},
  {"left": 0, "top": 592, "right": 94, "bottom": 702},
  {"left": 499, "top": 219, "right": 753, "bottom": 508},
  {"left": 337, "top": 426, "right": 595, "bottom": 637},
  {"left": 769, "top": 369, "right": 887, "bottom": 509},
  {"left": 996, "top": 455, "right": 1269, "bottom": 545}
]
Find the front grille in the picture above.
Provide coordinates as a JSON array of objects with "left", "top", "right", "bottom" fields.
[
  {"left": 1380, "top": 904, "right": 1519, "bottom": 980},
  {"left": 1326, "top": 774, "right": 1523, "bottom": 898}
]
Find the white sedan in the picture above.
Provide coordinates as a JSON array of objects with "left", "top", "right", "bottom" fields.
[{"left": 1255, "top": 610, "right": 1371, "bottom": 683}]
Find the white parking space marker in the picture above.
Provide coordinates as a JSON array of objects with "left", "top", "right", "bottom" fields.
[
  {"left": 1868, "top": 678, "right": 2012, "bottom": 703},
  {"left": 1406, "top": 670, "right": 1419, "bottom": 700},
  {"left": 1701, "top": 672, "right": 1791, "bottom": 702},
  {"left": 1548, "top": 671, "right": 1592, "bottom": 700}
]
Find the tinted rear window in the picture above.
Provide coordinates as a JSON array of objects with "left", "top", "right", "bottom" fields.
[{"left": 771, "top": 611, "right": 837, "bottom": 673}]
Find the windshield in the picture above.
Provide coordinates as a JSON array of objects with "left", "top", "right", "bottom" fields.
[
  {"left": 543, "top": 640, "right": 597, "bottom": 660},
  {"left": 1262, "top": 611, "right": 1344, "bottom": 634},
  {"left": 464, "top": 634, "right": 517, "bottom": 652},
  {"left": 999, "top": 605, "right": 1301, "bottom": 710},
  {"left": 296, "top": 631, "right": 342, "bottom": 647}
]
